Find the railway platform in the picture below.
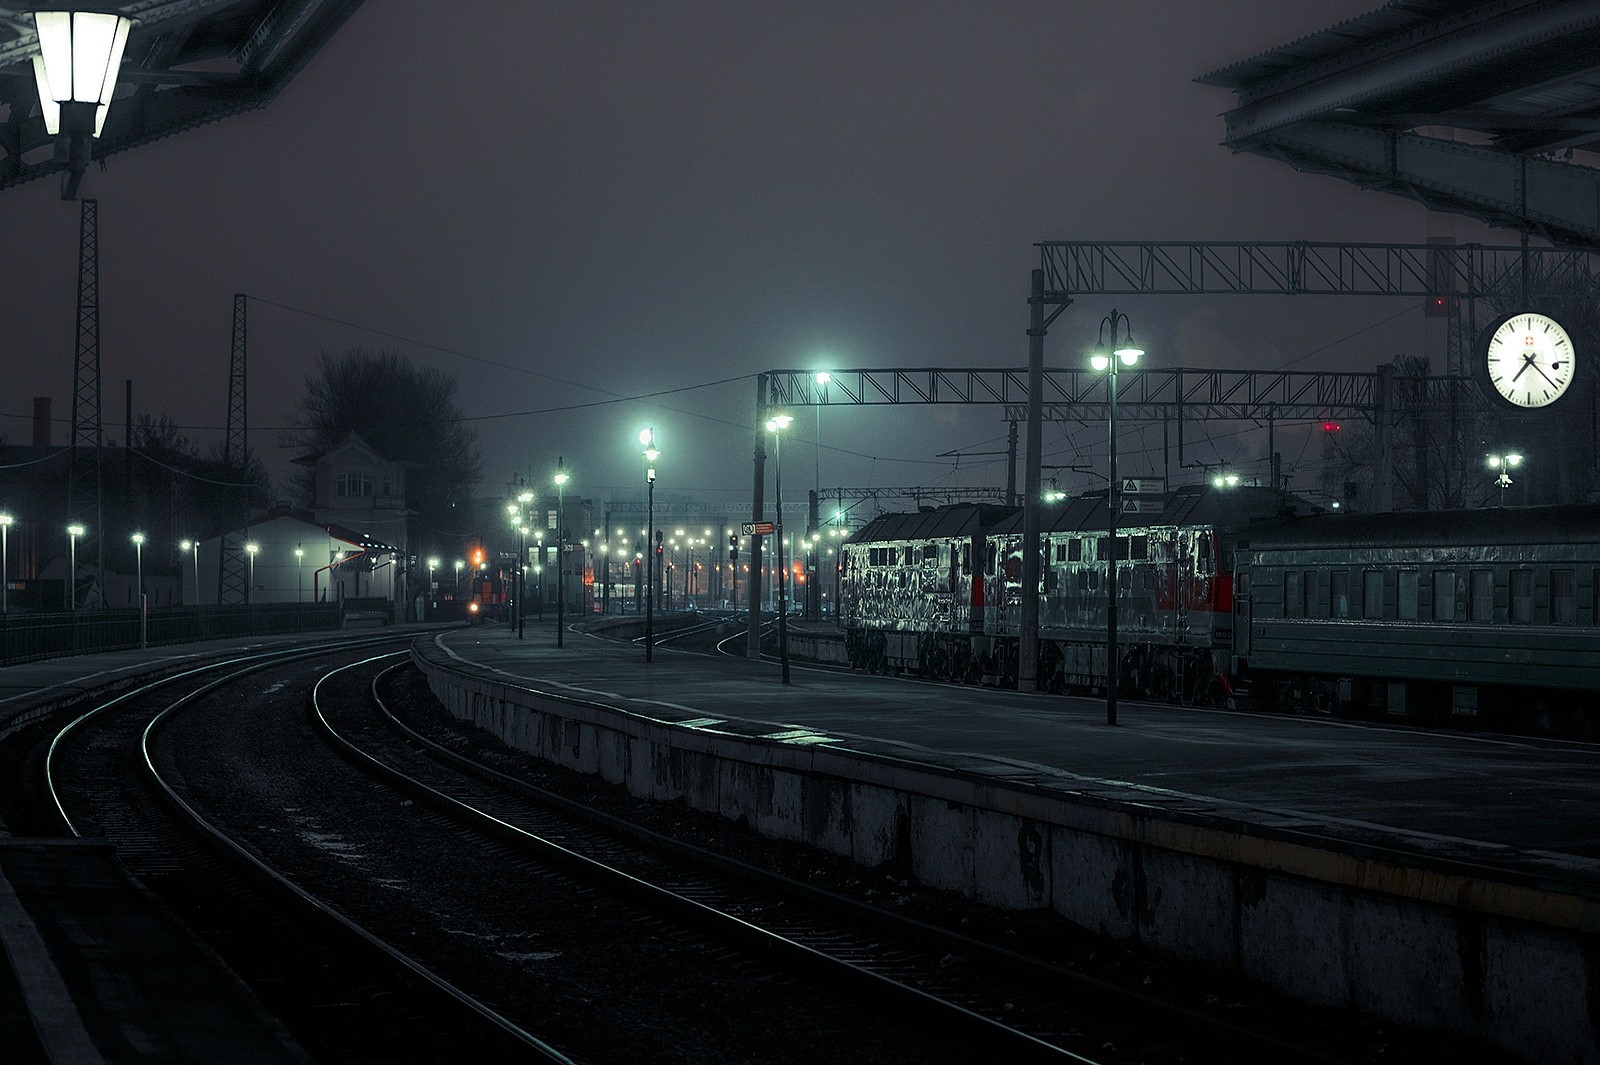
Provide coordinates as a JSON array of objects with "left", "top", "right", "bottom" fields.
[{"left": 418, "top": 616, "right": 1600, "bottom": 1064}]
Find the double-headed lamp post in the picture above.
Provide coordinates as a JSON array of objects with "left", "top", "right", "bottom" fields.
[
  {"left": 66, "top": 523, "right": 85, "bottom": 611},
  {"left": 766, "top": 413, "right": 794, "bottom": 685},
  {"left": 555, "top": 459, "right": 569, "bottom": 647},
  {"left": 1487, "top": 452, "right": 1523, "bottom": 506},
  {"left": 0, "top": 511, "right": 12, "bottom": 614},
  {"left": 1090, "top": 309, "right": 1143, "bottom": 727},
  {"left": 640, "top": 428, "right": 659, "bottom": 662}
]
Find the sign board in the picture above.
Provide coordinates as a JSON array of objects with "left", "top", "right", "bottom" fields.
[
  {"left": 1122, "top": 499, "right": 1162, "bottom": 514},
  {"left": 1122, "top": 478, "right": 1165, "bottom": 494},
  {"left": 742, "top": 521, "right": 776, "bottom": 535}
]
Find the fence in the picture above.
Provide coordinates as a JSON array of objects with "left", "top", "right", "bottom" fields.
[{"left": 0, "top": 602, "right": 343, "bottom": 667}]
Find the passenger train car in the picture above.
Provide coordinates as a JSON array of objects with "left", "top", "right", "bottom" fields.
[
  {"left": 1233, "top": 503, "right": 1600, "bottom": 735},
  {"left": 839, "top": 489, "right": 1600, "bottom": 735}
]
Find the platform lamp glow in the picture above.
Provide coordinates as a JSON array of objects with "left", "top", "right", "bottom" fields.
[
  {"left": 30, "top": 7, "right": 134, "bottom": 200},
  {"left": 130, "top": 531, "right": 145, "bottom": 646},
  {"left": 1090, "top": 309, "right": 1142, "bottom": 727},
  {"left": 554, "top": 459, "right": 569, "bottom": 647},
  {"left": 640, "top": 428, "right": 660, "bottom": 662},
  {"left": 1487, "top": 452, "right": 1523, "bottom": 506},
  {"left": 766, "top": 413, "right": 794, "bottom": 685},
  {"left": 296, "top": 547, "right": 305, "bottom": 603},
  {"left": 66, "top": 523, "right": 85, "bottom": 611},
  {"left": 0, "top": 511, "right": 12, "bottom": 614}
]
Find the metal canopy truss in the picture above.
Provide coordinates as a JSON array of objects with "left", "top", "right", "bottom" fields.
[
  {"left": 1198, "top": 0, "right": 1600, "bottom": 251},
  {"left": 1037, "top": 241, "right": 1598, "bottom": 300},
  {"left": 763, "top": 366, "right": 1480, "bottom": 424},
  {"left": 0, "top": 1, "right": 365, "bottom": 193}
]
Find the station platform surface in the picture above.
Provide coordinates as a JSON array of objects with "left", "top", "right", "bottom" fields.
[
  {"left": 433, "top": 619, "right": 1600, "bottom": 894},
  {"left": 0, "top": 840, "right": 307, "bottom": 1064}
]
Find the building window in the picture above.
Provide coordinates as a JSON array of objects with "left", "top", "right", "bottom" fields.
[
  {"left": 1330, "top": 570, "right": 1349, "bottom": 618},
  {"left": 1469, "top": 569, "right": 1495, "bottom": 622},
  {"left": 1067, "top": 539, "right": 1082, "bottom": 562},
  {"left": 380, "top": 475, "right": 393, "bottom": 496},
  {"left": 1509, "top": 569, "right": 1533, "bottom": 624},
  {"left": 1283, "top": 571, "right": 1302, "bottom": 618},
  {"left": 336, "top": 472, "right": 372, "bottom": 498},
  {"left": 1433, "top": 570, "right": 1456, "bottom": 621},
  {"left": 1398, "top": 570, "right": 1419, "bottom": 621},
  {"left": 1362, "top": 570, "right": 1384, "bottom": 619},
  {"left": 1054, "top": 542, "right": 1068, "bottom": 563},
  {"left": 1553, "top": 569, "right": 1576, "bottom": 625},
  {"left": 1302, "top": 570, "right": 1316, "bottom": 617}
]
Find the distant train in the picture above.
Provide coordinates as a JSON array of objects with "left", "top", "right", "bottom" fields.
[{"left": 838, "top": 487, "right": 1600, "bottom": 736}]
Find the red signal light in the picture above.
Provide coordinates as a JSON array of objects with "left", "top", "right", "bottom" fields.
[{"left": 1321, "top": 421, "right": 1341, "bottom": 432}]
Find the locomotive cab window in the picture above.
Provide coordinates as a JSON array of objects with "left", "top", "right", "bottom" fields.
[
  {"left": 960, "top": 543, "right": 971, "bottom": 575},
  {"left": 1130, "top": 535, "right": 1149, "bottom": 560},
  {"left": 1196, "top": 535, "right": 1212, "bottom": 574}
]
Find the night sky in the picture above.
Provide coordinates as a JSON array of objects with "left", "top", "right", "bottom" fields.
[{"left": 0, "top": 2, "right": 1502, "bottom": 516}]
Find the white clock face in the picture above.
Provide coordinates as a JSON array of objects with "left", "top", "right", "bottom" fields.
[{"left": 1485, "top": 312, "right": 1576, "bottom": 408}]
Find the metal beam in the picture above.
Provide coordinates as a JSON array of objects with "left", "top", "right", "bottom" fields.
[{"left": 1034, "top": 241, "right": 1598, "bottom": 300}]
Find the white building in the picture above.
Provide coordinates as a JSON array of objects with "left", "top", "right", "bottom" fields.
[{"left": 185, "top": 506, "right": 398, "bottom": 605}]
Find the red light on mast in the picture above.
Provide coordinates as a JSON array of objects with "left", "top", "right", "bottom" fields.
[{"left": 1321, "top": 421, "right": 1342, "bottom": 432}]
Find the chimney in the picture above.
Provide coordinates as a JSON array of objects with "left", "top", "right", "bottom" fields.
[{"left": 32, "top": 397, "right": 51, "bottom": 446}]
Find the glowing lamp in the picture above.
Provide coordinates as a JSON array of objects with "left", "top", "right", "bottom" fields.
[{"left": 31, "top": 8, "right": 132, "bottom": 197}]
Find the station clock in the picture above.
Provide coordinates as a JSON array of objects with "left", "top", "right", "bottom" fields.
[{"left": 1480, "top": 311, "right": 1577, "bottom": 409}]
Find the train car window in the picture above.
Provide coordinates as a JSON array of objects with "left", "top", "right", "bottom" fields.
[
  {"left": 1398, "top": 570, "right": 1419, "bottom": 620},
  {"left": 1330, "top": 571, "right": 1350, "bottom": 618},
  {"left": 1131, "top": 535, "right": 1149, "bottom": 560},
  {"left": 1197, "top": 535, "right": 1212, "bottom": 574},
  {"left": 1469, "top": 569, "right": 1494, "bottom": 622},
  {"left": 1510, "top": 569, "right": 1533, "bottom": 624},
  {"left": 923, "top": 544, "right": 939, "bottom": 562},
  {"left": 1284, "top": 571, "right": 1302, "bottom": 617},
  {"left": 1433, "top": 570, "right": 1456, "bottom": 621},
  {"left": 1362, "top": 570, "right": 1384, "bottom": 619},
  {"left": 1302, "top": 570, "right": 1316, "bottom": 617},
  {"left": 1068, "top": 538, "right": 1082, "bottom": 562},
  {"left": 961, "top": 542, "right": 971, "bottom": 576},
  {"left": 1552, "top": 569, "right": 1576, "bottom": 625},
  {"left": 986, "top": 544, "right": 997, "bottom": 573}
]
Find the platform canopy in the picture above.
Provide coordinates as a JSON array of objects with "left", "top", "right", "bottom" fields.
[
  {"left": 1199, "top": 0, "right": 1600, "bottom": 251},
  {"left": 0, "top": 0, "right": 363, "bottom": 194}
]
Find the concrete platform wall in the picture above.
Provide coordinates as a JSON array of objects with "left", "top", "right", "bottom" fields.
[{"left": 414, "top": 643, "right": 1598, "bottom": 1064}]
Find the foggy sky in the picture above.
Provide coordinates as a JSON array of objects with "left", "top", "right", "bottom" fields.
[{"left": 0, "top": 1, "right": 1499, "bottom": 517}]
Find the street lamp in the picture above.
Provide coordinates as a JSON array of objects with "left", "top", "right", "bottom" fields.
[
  {"left": 0, "top": 511, "right": 12, "bottom": 615},
  {"left": 454, "top": 558, "right": 464, "bottom": 611},
  {"left": 766, "top": 413, "right": 794, "bottom": 684},
  {"left": 66, "top": 523, "right": 84, "bottom": 611},
  {"left": 295, "top": 546, "right": 305, "bottom": 603},
  {"left": 244, "top": 542, "right": 259, "bottom": 605},
  {"left": 812, "top": 370, "right": 831, "bottom": 620},
  {"left": 130, "top": 532, "right": 146, "bottom": 648},
  {"left": 1090, "top": 308, "right": 1142, "bottom": 727},
  {"left": 29, "top": 7, "right": 133, "bottom": 199},
  {"left": 1487, "top": 452, "right": 1523, "bottom": 506},
  {"left": 555, "top": 459, "right": 569, "bottom": 647},
  {"left": 180, "top": 538, "right": 199, "bottom": 606},
  {"left": 640, "top": 428, "right": 659, "bottom": 662},
  {"left": 427, "top": 556, "right": 439, "bottom": 619}
]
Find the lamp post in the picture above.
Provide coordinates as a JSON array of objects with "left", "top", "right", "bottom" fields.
[
  {"left": 812, "top": 370, "right": 831, "bottom": 619},
  {"left": 766, "top": 413, "right": 793, "bottom": 684},
  {"left": 29, "top": 8, "right": 133, "bottom": 200},
  {"left": 245, "top": 542, "right": 259, "bottom": 605},
  {"left": 295, "top": 547, "right": 305, "bottom": 602},
  {"left": 534, "top": 529, "right": 545, "bottom": 620},
  {"left": 66, "top": 523, "right": 84, "bottom": 611},
  {"left": 131, "top": 531, "right": 145, "bottom": 648},
  {"left": 180, "top": 538, "right": 199, "bottom": 606},
  {"left": 454, "top": 559, "right": 464, "bottom": 613},
  {"left": 1487, "top": 452, "right": 1522, "bottom": 506},
  {"left": 427, "top": 556, "right": 439, "bottom": 619},
  {"left": 0, "top": 511, "right": 12, "bottom": 614},
  {"left": 515, "top": 490, "right": 534, "bottom": 636},
  {"left": 1090, "top": 309, "right": 1143, "bottom": 727},
  {"left": 640, "top": 428, "right": 659, "bottom": 662},
  {"left": 554, "top": 459, "right": 569, "bottom": 647}
]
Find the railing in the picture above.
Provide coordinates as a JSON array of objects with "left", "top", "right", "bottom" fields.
[{"left": 0, "top": 603, "right": 342, "bottom": 667}]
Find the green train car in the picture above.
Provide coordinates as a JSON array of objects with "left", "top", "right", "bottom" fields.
[{"left": 1234, "top": 504, "right": 1600, "bottom": 736}]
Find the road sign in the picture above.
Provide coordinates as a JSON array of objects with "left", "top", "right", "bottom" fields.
[{"left": 742, "top": 521, "right": 775, "bottom": 535}]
